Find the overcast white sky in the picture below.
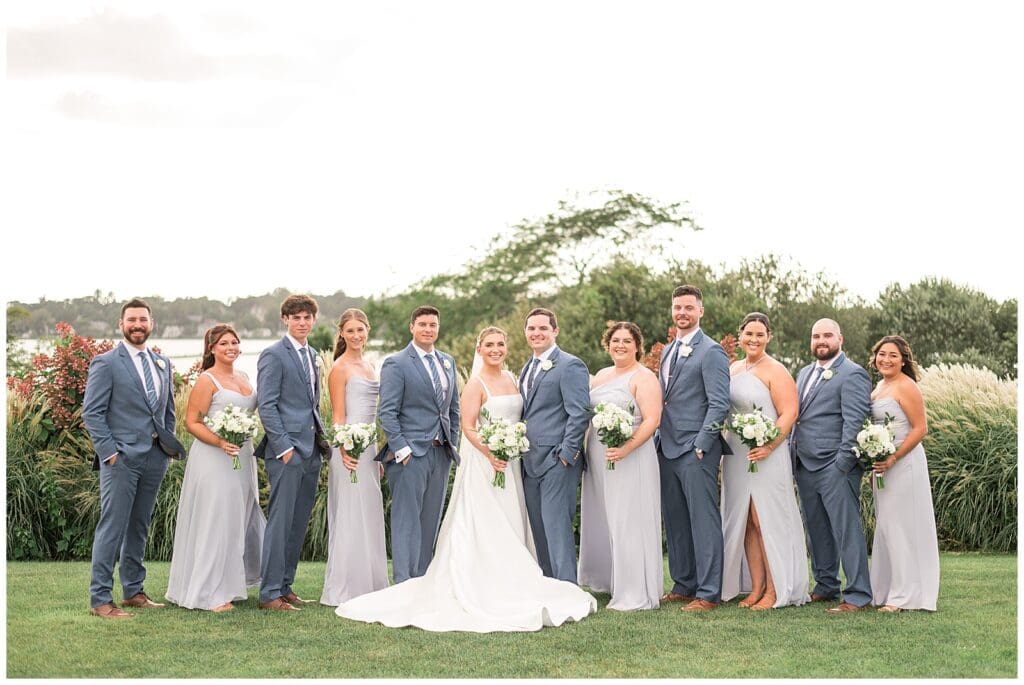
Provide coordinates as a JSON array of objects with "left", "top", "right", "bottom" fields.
[{"left": 4, "top": 0, "right": 1022, "bottom": 306}]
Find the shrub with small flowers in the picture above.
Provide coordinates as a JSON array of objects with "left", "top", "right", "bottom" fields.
[{"left": 11, "top": 323, "right": 114, "bottom": 433}]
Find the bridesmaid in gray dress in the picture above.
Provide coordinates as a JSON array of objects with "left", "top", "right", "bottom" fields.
[
  {"left": 721, "top": 313, "right": 808, "bottom": 610},
  {"left": 579, "top": 322, "right": 663, "bottom": 610},
  {"left": 867, "top": 336, "right": 939, "bottom": 612},
  {"left": 320, "top": 309, "right": 388, "bottom": 605},
  {"left": 166, "top": 325, "right": 265, "bottom": 612}
]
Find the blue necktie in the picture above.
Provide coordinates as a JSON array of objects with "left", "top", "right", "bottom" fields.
[
  {"left": 425, "top": 353, "right": 445, "bottom": 405},
  {"left": 526, "top": 358, "right": 541, "bottom": 395},
  {"left": 803, "top": 365, "right": 824, "bottom": 401},
  {"left": 663, "top": 341, "right": 680, "bottom": 387},
  {"left": 139, "top": 351, "right": 158, "bottom": 412},
  {"left": 297, "top": 346, "right": 314, "bottom": 397}
]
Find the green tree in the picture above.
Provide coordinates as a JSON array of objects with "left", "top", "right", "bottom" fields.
[
  {"left": 868, "top": 278, "right": 1016, "bottom": 378},
  {"left": 364, "top": 190, "right": 700, "bottom": 356}
]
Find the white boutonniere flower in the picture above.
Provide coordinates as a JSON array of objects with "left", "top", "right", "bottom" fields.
[
  {"left": 155, "top": 358, "right": 166, "bottom": 371},
  {"left": 541, "top": 359, "right": 554, "bottom": 371},
  {"left": 442, "top": 358, "right": 452, "bottom": 371},
  {"left": 679, "top": 344, "right": 693, "bottom": 358},
  {"left": 822, "top": 369, "right": 834, "bottom": 380}
]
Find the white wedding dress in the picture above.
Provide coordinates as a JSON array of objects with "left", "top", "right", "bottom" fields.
[{"left": 335, "top": 372, "right": 597, "bottom": 632}]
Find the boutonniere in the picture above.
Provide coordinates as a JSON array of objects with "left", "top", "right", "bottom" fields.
[
  {"left": 442, "top": 359, "right": 452, "bottom": 371},
  {"left": 822, "top": 369, "right": 834, "bottom": 380},
  {"left": 540, "top": 359, "right": 554, "bottom": 371},
  {"left": 679, "top": 344, "right": 693, "bottom": 358},
  {"left": 154, "top": 358, "right": 166, "bottom": 371}
]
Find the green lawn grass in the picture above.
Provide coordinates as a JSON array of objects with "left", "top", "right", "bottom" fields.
[{"left": 6, "top": 554, "right": 1016, "bottom": 678}]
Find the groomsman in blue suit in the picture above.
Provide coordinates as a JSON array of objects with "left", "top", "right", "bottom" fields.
[
  {"left": 83, "top": 298, "right": 184, "bottom": 618},
  {"left": 519, "top": 307, "right": 591, "bottom": 583},
  {"left": 377, "top": 305, "right": 460, "bottom": 584},
  {"left": 656, "top": 285, "right": 732, "bottom": 611},
  {"left": 255, "top": 294, "right": 329, "bottom": 611},
  {"left": 791, "top": 318, "right": 872, "bottom": 613}
]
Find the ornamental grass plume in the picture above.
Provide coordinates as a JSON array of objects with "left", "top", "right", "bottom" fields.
[
  {"left": 859, "top": 363, "right": 1016, "bottom": 552},
  {"left": 919, "top": 364, "right": 1016, "bottom": 552}
]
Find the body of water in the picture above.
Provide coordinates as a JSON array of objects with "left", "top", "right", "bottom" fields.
[{"left": 15, "top": 338, "right": 385, "bottom": 390}]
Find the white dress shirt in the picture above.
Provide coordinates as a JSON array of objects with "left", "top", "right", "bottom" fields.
[
  {"left": 521, "top": 345, "right": 557, "bottom": 395},
  {"left": 802, "top": 355, "right": 838, "bottom": 400}
]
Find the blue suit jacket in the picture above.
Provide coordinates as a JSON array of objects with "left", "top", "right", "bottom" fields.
[
  {"left": 376, "top": 343, "right": 461, "bottom": 464},
  {"left": 254, "top": 337, "right": 326, "bottom": 464},
  {"left": 518, "top": 346, "right": 591, "bottom": 478},
  {"left": 82, "top": 343, "right": 182, "bottom": 471},
  {"left": 791, "top": 352, "right": 871, "bottom": 473},
  {"left": 656, "top": 330, "right": 732, "bottom": 461}
]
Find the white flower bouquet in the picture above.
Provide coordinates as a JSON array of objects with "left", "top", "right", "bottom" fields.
[
  {"left": 853, "top": 415, "right": 896, "bottom": 489},
  {"left": 330, "top": 422, "right": 379, "bottom": 483},
  {"left": 478, "top": 407, "right": 529, "bottom": 488},
  {"left": 203, "top": 404, "right": 260, "bottom": 470},
  {"left": 592, "top": 402, "right": 635, "bottom": 470},
  {"left": 716, "top": 406, "right": 780, "bottom": 473}
]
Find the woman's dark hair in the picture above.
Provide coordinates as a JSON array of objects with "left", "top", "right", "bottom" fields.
[
  {"left": 601, "top": 321, "right": 645, "bottom": 361},
  {"left": 201, "top": 324, "right": 240, "bottom": 371},
  {"left": 738, "top": 312, "right": 772, "bottom": 335},
  {"left": 870, "top": 335, "right": 921, "bottom": 382},
  {"left": 333, "top": 308, "right": 371, "bottom": 360}
]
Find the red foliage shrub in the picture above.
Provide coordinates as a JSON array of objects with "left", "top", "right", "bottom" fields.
[{"left": 20, "top": 322, "right": 114, "bottom": 431}]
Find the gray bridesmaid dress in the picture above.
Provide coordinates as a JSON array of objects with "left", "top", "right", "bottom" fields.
[
  {"left": 720, "top": 370, "right": 809, "bottom": 607},
  {"left": 578, "top": 369, "right": 663, "bottom": 610},
  {"left": 869, "top": 398, "right": 939, "bottom": 610},
  {"left": 165, "top": 372, "right": 265, "bottom": 609},
  {"left": 320, "top": 375, "right": 389, "bottom": 605}
]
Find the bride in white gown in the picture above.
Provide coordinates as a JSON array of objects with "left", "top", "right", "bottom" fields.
[{"left": 335, "top": 326, "right": 596, "bottom": 632}]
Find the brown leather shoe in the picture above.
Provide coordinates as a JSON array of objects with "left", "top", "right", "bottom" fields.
[
  {"left": 122, "top": 593, "right": 165, "bottom": 608},
  {"left": 826, "top": 601, "right": 866, "bottom": 613},
  {"left": 260, "top": 597, "right": 301, "bottom": 611},
  {"left": 682, "top": 599, "right": 719, "bottom": 612},
  {"left": 661, "top": 592, "right": 696, "bottom": 604},
  {"left": 809, "top": 593, "right": 835, "bottom": 603},
  {"left": 90, "top": 603, "right": 133, "bottom": 619},
  {"left": 282, "top": 592, "right": 312, "bottom": 605}
]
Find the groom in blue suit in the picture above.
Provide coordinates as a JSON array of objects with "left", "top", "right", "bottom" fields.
[
  {"left": 656, "top": 285, "right": 731, "bottom": 612},
  {"left": 255, "top": 294, "right": 329, "bottom": 611},
  {"left": 791, "top": 318, "right": 872, "bottom": 612},
  {"left": 519, "top": 307, "right": 591, "bottom": 584},
  {"left": 377, "top": 305, "right": 460, "bottom": 584},
  {"left": 83, "top": 298, "right": 184, "bottom": 618}
]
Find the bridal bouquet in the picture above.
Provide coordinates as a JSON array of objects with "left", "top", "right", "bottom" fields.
[
  {"left": 714, "top": 407, "right": 780, "bottom": 473},
  {"left": 478, "top": 407, "right": 529, "bottom": 488},
  {"left": 853, "top": 415, "right": 896, "bottom": 489},
  {"left": 204, "top": 404, "right": 260, "bottom": 470},
  {"left": 591, "top": 402, "right": 635, "bottom": 470},
  {"left": 330, "top": 422, "right": 379, "bottom": 483}
]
